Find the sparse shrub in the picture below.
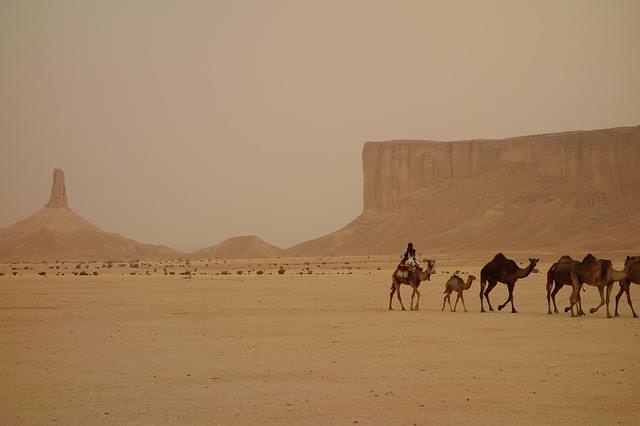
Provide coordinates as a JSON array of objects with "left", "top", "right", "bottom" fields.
[
  {"left": 0, "top": 272, "right": 4, "bottom": 276},
  {"left": 93, "top": 271, "right": 99, "bottom": 276},
  {"left": 169, "top": 271, "right": 176, "bottom": 275},
  {"left": 236, "top": 270, "right": 243, "bottom": 275},
  {"left": 307, "top": 270, "right": 313, "bottom": 274},
  {"left": 221, "top": 270, "right": 230, "bottom": 275},
  {"left": 256, "top": 270, "right": 264, "bottom": 275},
  {"left": 79, "top": 271, "right": 89, "bottom": 276},
  {"left": 130, "top": 272, "right": 136, "bottom": 275},
  {"left": 278, "top": 267, "right": 285, "bottom": 275},
  {"left": 38, "top": 272, "right": 46, "bottom": 276},
  {"left": 12, "top": 272, "right": 18, "bottom": 276}
]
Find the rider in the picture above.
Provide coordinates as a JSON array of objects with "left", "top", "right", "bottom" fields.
[{"left": 400, "top": 242, "right": 421, "bottom": 278}]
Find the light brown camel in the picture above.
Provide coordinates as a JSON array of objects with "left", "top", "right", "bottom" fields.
[
  {"left": 546, "top": 255, "right": 584, "bottom": 315},
  {"left": 479, "top": 253, "right": 539, "bottom": 313},
  {"left": 565, "top": 254, "right": 630, "bottom": 318},
  {"left": 389, "top": 259, "right": 436, "bottom": 311},
  {"left": 614, "top": 256, "right": 640, "bottom": 318},
  {"left": 442, "top": 274, "right": 476, "bottom": 312}
]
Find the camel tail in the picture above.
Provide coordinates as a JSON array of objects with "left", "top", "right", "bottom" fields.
[
  {"left": 546, "top": 264, "right": 555, "bottom": 290},
  {"left": 480, "top": 268, "right": 487, "bottom": 297}
]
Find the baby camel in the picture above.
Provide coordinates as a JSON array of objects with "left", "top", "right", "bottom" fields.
[{"left": 442, "top": 274, "right": 476, "bottom": 312}]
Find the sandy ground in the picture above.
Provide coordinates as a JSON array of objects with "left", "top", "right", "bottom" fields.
[{"left": 1, "top": 256, "right": 639, "bottom": 425}]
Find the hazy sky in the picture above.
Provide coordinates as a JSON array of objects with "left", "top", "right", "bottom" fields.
[{"left": 1, "top": 1, "right": 639, "bottom": 250}]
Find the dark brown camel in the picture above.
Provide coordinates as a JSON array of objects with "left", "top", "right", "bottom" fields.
[
  {"left": 565, "top": 254, "right": 630, "bottom": 318},
  {"left": 479, "top": 253, "right": 539, "bottom": 313},
  {"left": 389, "top": 259, "right": 436, "bottom": 311},
  {"left": 614, "top": 256, "right": 640, "bottom": 318},
  {"left": 546, "top": 255, "right": 584, "bottom": 315}
]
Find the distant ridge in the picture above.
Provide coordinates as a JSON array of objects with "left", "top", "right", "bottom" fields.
[
  {"left": 0, "top": 169, "right": 180, "bottom": 262},
  {"left": 192, "top": 235, "right": 284, "bottom": 259},
  {"left": 287, "top": 126, "right": 640, "bottom": 256}
]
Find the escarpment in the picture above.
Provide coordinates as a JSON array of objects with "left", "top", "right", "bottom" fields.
[{"left": 289, "top": 126, "right": 640, "bottom": 255}]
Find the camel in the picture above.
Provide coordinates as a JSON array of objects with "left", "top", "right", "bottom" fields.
[
  {"left": 479, "top": 253, "right": 539, "bottom": 313},
  {"left": 614, "top": 256, "right": 640, "bottom": 318},
  {"left": 565, "top": 254, "right": 630, "bottom": 318},
  {"left": 389, "top": 259, "right": 436, "bottom": 311},
  {"left": 546, "top": 255, "right": 584, "bottom": 315},
  {"left": 442, "top": 274, "right": 476, "bottom": 312}
]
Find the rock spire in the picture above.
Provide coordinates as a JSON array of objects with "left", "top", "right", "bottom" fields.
[{"left": 45, "top": 168, "right": 69, "bottom": 208}]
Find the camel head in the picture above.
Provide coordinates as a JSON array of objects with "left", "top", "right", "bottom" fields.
[
  {"left": 425, "top": 259, "right": 436, "bottom": 273},
  {"left": 528, "top": 258, "right": 540, "bottom": 273},
  {"left": 625, "top": 255, "right": 640, "bottom": 269},
  {"left": 465, "top": 275, "right": 477, "bottom": 289},
  {"left": 417, "top": 260, "right": 436, "bottom": 282}
]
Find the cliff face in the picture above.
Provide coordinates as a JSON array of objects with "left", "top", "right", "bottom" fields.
[
  {"left": 290, "top": 126, "right": 640, "bottom": 256},
  {"left": 363, "top": 127, "right": 640, "bottom": 212}
]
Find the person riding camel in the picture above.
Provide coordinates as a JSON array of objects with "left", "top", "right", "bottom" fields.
[{"left": 399, "top": 242, "right": 421, "bottom": 279}]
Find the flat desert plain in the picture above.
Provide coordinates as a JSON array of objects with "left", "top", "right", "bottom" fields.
[{"left": 1, "top": 256, "right": 639, "bottom": 425}]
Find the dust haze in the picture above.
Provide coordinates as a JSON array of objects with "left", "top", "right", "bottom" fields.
[{"left": 2, "top": 0, "right": 640, "bottom": 250}]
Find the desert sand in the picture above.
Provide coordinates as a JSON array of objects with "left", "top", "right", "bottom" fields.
[{"left": 2, "top": 255, "right": 639, "bottom": 425}]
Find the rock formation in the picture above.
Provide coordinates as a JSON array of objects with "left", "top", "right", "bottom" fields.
[
  {"left": 192, "top": 235, "right": 284, "bottom": 259},
  {"left": 44, "top": 168, "right": 69, "bottom": 208},
  {"left": 0, "top": 169, "right": 180, "bottom": 261},
  {"left": 288, "top": 126, "right": 640, "bottom": 256}
]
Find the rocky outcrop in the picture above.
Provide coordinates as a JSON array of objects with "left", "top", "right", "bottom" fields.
[
  {"left": 44, "top": 168, "right": 69, "bottom": 208},
  {"left": 192, "top": 235, "right": 284, "bottom": 259},
  {"left": 289, "top": 126, "right": 640, "bottom": 256},
  {"left": 0, "top": 169, "right": 180, "bottom": 261}
]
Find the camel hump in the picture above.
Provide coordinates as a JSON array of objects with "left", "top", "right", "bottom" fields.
[
  {"left": 582, "top": 253, "right": 597, "bottom": 263},
  {"left": 558, "top": 255, "right": 574, "bottom": 263},
  {"left": 493, "top": 253, "right": 507, "bottom": 261}
]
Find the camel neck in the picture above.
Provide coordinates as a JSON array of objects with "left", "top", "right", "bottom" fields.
[{"left": 517, "top": 263, "right": 535, "bottom": 278}]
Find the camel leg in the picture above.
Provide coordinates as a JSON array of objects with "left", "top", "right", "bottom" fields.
[
  {"left": 453, "top": 293, "right": 460, "bottom": 312},
  {"left": 590, "top": 286, "right": 605, "bottom": 314},
  {"left": 546, "top": 279, "right": 554, "bottom": 314},
  {"left": 410, "top": 288, "right": 416, "bottom": 311},
  {"left": 614, "top": 284, "right": 624, "bottom": 316},
  {"left": 484, "top": 281, "right": 498, "bottom": 312},
  {"left": 509, "top": 283, "right": 518, "bottom": 313},
  {"left": 625, "top": 286, "right": 638, "bottom": 318},
  {"left": 550, "top": 283, "right": 563, "bottom": 314},
  {"left": 568, "top": 284, "right": 578, "bottom": 317},
  {"left": 415, "top": 289, "right": 421, "bottom": 311},
  {"left": 389, "top": 285, "right": 396, "bottom": 310},
  {"left": 499, "top": 282, "right": 517, "bottom": 313},
  {"left": 565, "top": 283, "right": 583, "bottom": 315},
  {"left": 460, "top": 292, "right": 468, "bottom": 312},
  {"left": 577, "top": 287, "right": 585, "bottom": 316},
  {"left": 480, "top": 280, "right": 486, "bottom": 312},
  {"left": 441, "top": 291, "right": 448, "bottom": 311},
  {"left": 396, "top": 286, "right": 406, "bottom": 311},
  {"left": 498, "top": 282, "right": 514, "bottom": 312},
  {"left": 606, "top": 282, "right": 613, "bottom": 318}
]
